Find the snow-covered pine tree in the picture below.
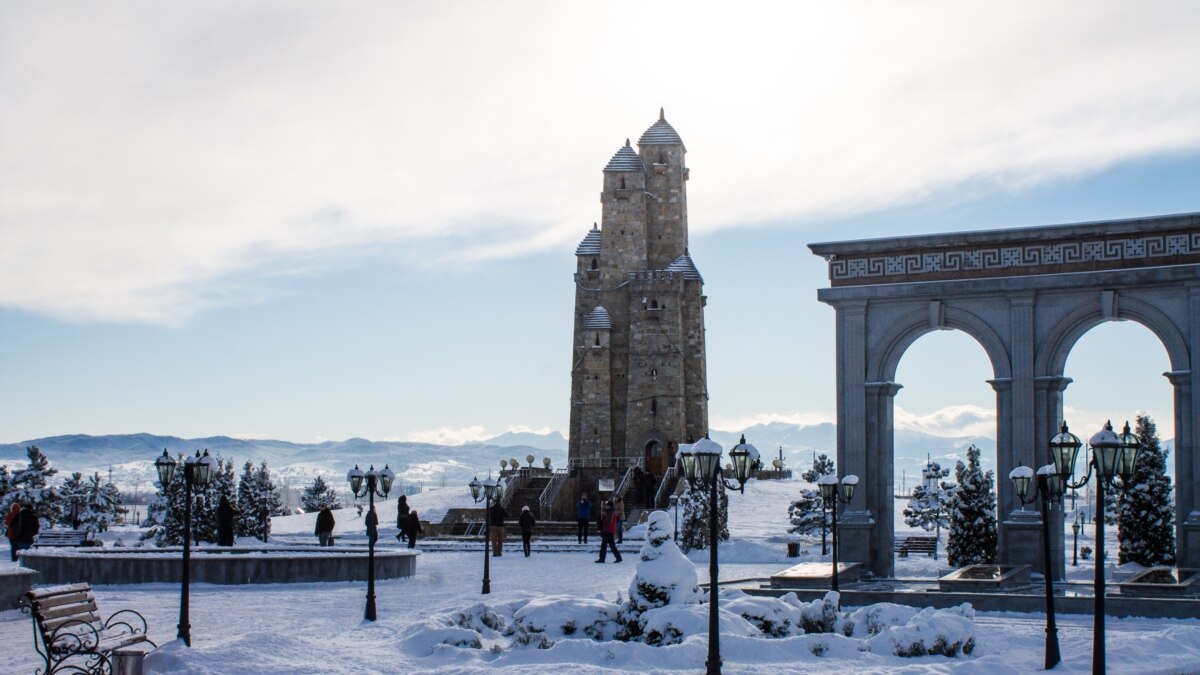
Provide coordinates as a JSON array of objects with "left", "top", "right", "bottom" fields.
[
  {"left": 903, "top": 461, "right": 950, "bottom": 533},
  {"left": 59, "top": 472, "right": 90, "bottom": 527},
  {"left": 237, "top": 461, "right": 283, "bottom": 542},
  {"left": 789, "top": 452, "right": 834, "bottom": 539},
  {"left": 301, "top": 475, "right": 340, "bottom": 512},
  {"left": 678, "top": 480, "right": 729, "bottom": 553},
  {"left": 236, "top": 461, "right": 256, "bottom": 537},
  {"left": 81, "top": 472, "right": 125, "bottom": 532},
  {"left": 5, "top": 446, "right": 63, "bottom": 526},
  {"left": 946, "top": 445, "right": 997, "bottom": 566},
  {"left": 192, "top": 455, "right": 236, "bottom": 544},
  {"left": 626, "top": 511, "right": 700, "bottom": 617},
  {"left": 141, "top": 452, "right": 188, "bottom": 546},
  {"left": 1117, "top": 414, "right": 1176, "bottom": 566}
]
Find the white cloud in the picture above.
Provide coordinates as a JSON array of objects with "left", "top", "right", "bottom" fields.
[
  {"left": 3, "top": 1, "right": 1198, "bottom": 324},
  {"left": 710, "top": 410, "right": 835, "bottom": 432},
  {"left": 894, "top": 404, "right": 996, "bottom": 438},
  {"left": 404, "top": 425, "right": 489, "bottom": 446}
]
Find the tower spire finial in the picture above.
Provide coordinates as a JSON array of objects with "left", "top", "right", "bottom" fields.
[
  {"left": 659, "top": 107, "right": 665, "bottom": 122},
  {"left": 625, "top": 138, "right": 630, "bottom": 147}
]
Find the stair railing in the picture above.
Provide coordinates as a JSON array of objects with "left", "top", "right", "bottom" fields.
[
  {"left": 538, "top": 468, "right": 568, "bottom": 516},
  {"left": 653, "top": 465, "right": 677, "bottom": 509}
]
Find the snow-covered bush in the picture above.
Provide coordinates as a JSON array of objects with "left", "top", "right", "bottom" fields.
[
  {"left": 511, "top": 595, "right": 621, "bottom": 645},
  {"left": 638, "top": 603, "right": 758, "bottom": 646},
  {"left": 862, "top": 604, "right": 975, "bottom": 657},
  {"left": 625, "top": 511, "right": 701, "bottom": 618}
]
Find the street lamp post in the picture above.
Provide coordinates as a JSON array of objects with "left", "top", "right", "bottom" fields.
[
  {"left": 679, "top": 434, "right": 753, "bottom": 675},
  {"left": 347, "top": 464, "right": 395, "bottom": 622},
  {"left": 817, "top": 473, "right": 858, "bottom": 592},
  {"left": 1048, "top": 420, "right": 1141, "bottom": 675},
  {"left": 468, "top": 475, "right": 503, "bottom": 594},
  {"left": 1009, "top": 463, "right": 1065, "bottom": 670},
  {"left": 154, "top": 448, "right": 216, "bottom": 647},
  {"left": 1072, "top": 514, "right": 1081, "bottom": 567},
  {"left": 669, "top": 494, "right": 679, "bottom": 542}
]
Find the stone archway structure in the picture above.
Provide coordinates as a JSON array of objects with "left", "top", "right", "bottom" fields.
[{"left": 809, "top": 212, "right": 1200, "bottom": 579}]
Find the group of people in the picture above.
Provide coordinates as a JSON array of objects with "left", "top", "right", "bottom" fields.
[
  {"left": 4, "top": 501, "right": 40, "bottom": 562},
  {"left": 312, "top": 495, "right": 423, "bottom": 548},
  {"left": 487, "top": 502, "right": 537, "bottom": 557}
]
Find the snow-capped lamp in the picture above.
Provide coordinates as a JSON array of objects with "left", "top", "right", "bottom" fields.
[
  {"left": 347, "top": 464, "right": 392, "bottom": 622},
  {"left": 1008, "top": 462, "right": 1068, "bottom": 669},
  {"left": 678, "top": 432, "right": 754, "bottom": 675},
  {"left": 468, "top": 473, "right": 503, "bottom": 595},
  {"left": 1048, "top": 421, "right": 1083, "bottom": 479},
  {"left": 817, "top": 471, "right": 857, "bottom": 593},
  {"left": 154, "top": 449, "right": 175, "bottom": 487}
]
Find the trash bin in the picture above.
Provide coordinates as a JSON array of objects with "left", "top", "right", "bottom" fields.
[
  {"left": 786, "top": 542, "right": 800, "bottom": 558},
  {"left": 113, "top": 649, "right": 145, "bottom": 675}
]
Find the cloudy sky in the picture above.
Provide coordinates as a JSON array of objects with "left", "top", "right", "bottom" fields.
[{"left": 2, "top": 1, "right": 1198, "bottom": 445}]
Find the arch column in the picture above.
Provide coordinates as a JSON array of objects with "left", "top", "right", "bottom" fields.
[
  {"left": 862, "top": 381, "right": 902, "bottom": 578},
  {"left": 1168, "top": 366, "right": 1199, "bottom": 566}
]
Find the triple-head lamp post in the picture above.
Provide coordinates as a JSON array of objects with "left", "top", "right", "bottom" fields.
[
  {"left": 154, "top": 448, "right": 217, "bottom": 647},
  {"left": 468, "top": 475, "right": 503, "bottom": 594},
  {"left": 1009, "top": 463, "right": 1066, "bottom": 670},
  {"left": 816, "top": 473, "right": 858, "bottom": 592},
  {"left": 347, "top": 464, "right": 395, "bottom": 621},
  {"left": 679, "top": 434, "right": 753, "bottom": 675}
]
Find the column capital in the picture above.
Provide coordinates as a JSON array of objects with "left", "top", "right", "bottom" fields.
[
  {"left": 1165, "top": 370, "right": 1192, "bottom": 387},
  {"left": 838, "top": 299, "right": 868, "bottom": 315},
  {"left": 988, "top": 377, "right": 1013, "bottom": 392},
  {"left": 1008, "top": 292, "right": 1036, "bottom": 307},
  {"left": 1034, "top": 375, "right": 1073, "bottom": 392},
  {"left": 864, "top": 381, "right": 903, "bottom": 397}
]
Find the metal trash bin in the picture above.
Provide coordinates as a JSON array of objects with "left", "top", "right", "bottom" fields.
[
  {"left": 112, "top": 649, "right": 146, "bottom": 675},
  {"left": 786, "top": 542, "right": 800, "bottom": 558}
]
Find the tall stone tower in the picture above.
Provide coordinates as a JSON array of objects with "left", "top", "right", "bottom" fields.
[{"left": 568, "top": 110, "right": 708, "bottom": 477}]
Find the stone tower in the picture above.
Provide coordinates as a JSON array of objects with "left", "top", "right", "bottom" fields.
[{"left": 568, "top": 110, "right": 708, "bottom": 477}]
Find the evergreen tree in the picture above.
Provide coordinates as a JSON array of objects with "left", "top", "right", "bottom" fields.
[
  {"left": 789, "top": 452, "right": 835, "bottom": 539},
  {"left": 1117, "top": 415, "right": 1176, "bottom": 566},
  {"left": 59, "top": 472, "right": 90, "bottom": 527},
  {"left": 903, "top": 461, "right": 950, "bottom": 532},
  {"left": 194, "top": 456, "right": 237, "bottom": 544},
  {"left": 946, "top": 445, "right": 998, "bottom": 566},
  {"left": 141, "top": 452, "right": 188, "bottom": 546},
  {"left": 81, "top": 472, "right": 125, "bottom": 533},
  {"left": 679, "top": 480, "right": 729, "bottom": 553},
  {"left": 301, "top": 475, "right": 340, "bottom": 512},
  {"left": 4, "top": 446, "right": 63, "bottom": 526},
  {"left": 238, "top": 461, "right": 283, "bottom": 541}
]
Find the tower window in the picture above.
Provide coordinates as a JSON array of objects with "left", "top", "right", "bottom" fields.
[{"left": 590, "top": 258, "right": 598, "bottom": 270}]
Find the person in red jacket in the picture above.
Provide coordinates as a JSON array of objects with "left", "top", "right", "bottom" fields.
[
  {"left": 4, "top": 502, "right": 21, "bottom": 562},
  {"left": 594, "top": 500, "right": 623, "bottom": 563}
]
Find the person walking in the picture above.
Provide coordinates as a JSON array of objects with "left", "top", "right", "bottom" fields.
[
  {"left": 395, "top": 495, "right": 410, "bottom": 543},
  {"left": 489, "top": 501, "right": 508, "bottom": 556},
  {"left": 518, "top": 505, "right": 536, "bottom": 557},
  {"left": 315, "top": 505, "right": 335, "bottom": 547},
  {"left": 217, "top": 495, "right": 238, "bottom": 546},
  {"left": 404, "top": 510, "right": 422, "bottom": 548},
  {"left": 594, "top": 500, "right": 622, "bottom": 563},
  {"left": 13, "top": 502, "right": 40, "bottom": 557},
  {"left": 613, "top": 494, "right": 625, "bottom": 544},
  {"left": 575, "top": 495, "right": 591, "bottom": 544},
  {"left": 4, "top": 502, "right": 21, "bottom": 562},
  {"left": 366, "top": 506, "right": 379, "bottom": 547}
]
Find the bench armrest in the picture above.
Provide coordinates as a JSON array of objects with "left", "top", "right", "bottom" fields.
[{"left": 104, "top": 609, "right": 150, "bottom": 637}]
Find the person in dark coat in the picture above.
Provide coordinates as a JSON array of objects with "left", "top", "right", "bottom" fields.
[
  {"left": 366, "top": 506, "right": 379, "bottom": 547},
  {"left": 518, "top": 505, "right": 536, "bottom": 557},
  {"left": 404, "top": 510, "right": 422, "bottom": 548},
  {"left": 13, "top": 502, "right": 40, "bottom": 555},
  {"left": 489, "top": 501, "right": 508, "bottom": 556},
  {"left": 594, "top": 500, "right": 622, "bottom": 563},
  {"left": 613, "top": 495, "right": 625, "bottom": 544},
  {"left": 5, "top": 502, "right": 21, "bottom": 562},
  {"left": 217, "top": 495, "right": 238, "bottom": 546},
  {"left": 644, "top": 470, "right": 656, "bottom": 508},
  {"left": 575, "top": 495, "right": 591, "bottom": 544},
  {"left": 395, "top": 495, "right": 411, "bottom": 542},
  {"left": 315, "top": 505, "right": 335, "bottom": 547}
]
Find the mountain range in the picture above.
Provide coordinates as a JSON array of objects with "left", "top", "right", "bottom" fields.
[{"left": 0, "top": 423, "right": 1001, "bottom": 493}]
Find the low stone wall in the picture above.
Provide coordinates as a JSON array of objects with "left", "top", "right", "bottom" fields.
[
  {"left": 0, "top": 567, "right": 37, "bottom": 609},
  {"left": 17, "top": 546, "right": 418, "bottom": 586}
]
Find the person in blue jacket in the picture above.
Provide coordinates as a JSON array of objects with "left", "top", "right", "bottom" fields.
[{"left": 575, "top": 495, "right": 591, "bottom": 544}]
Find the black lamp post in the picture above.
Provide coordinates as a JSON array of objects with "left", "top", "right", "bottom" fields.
[
  {"left": 1009, "top": 463, "right": 1066, "bottom": 670},
  {"left": 154, "top": 448, "right": 215, "bottom": 647},
  {"left": 347, "top": 464, "right": 395, "bottom": 622},
  {"left": 1072, "top": 514, "right": 1081, "bottom": 567},
  {"left": 679, "top": 434, "right": 753, "bottom": 675},
  {"left": 468, "top": 475, "right": 503, "bottom": 594},
  {"left": 1048, "top": 420, "right": 1141, "bottom": 675},
  {"left": 817, "top": 472, "right": 858, "bottom": 592}
]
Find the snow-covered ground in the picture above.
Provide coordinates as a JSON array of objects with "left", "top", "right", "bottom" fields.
[{"left": 2, "top": 477, "right": 1197, "bottom": 674}]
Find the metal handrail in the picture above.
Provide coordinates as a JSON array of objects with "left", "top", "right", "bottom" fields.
[
  {"left": 653, "top": 466, "right": 676, "bottom": 508},
  {"left": 538, "top": 469, "right": 568, "bottom": 514},
  {"left": 568, "top": 457, "right": 643, "bottom": 470},
  {"left": 613, "top": 465, "right": 638, "bottom": 499},
  {"left": 499, "top": 468, "right": 532, "bottom": 509}
]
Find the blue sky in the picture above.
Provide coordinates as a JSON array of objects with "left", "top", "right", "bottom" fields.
[{"left": 2, "top": 1, "right": 1198, "bottom": 445}]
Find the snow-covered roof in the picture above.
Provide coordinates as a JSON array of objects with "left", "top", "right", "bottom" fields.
[
  {"left": 576, "top": 224, "right": 601, "bottom": 256},
  {"left": 666, "top": 254, "right": 703, "bottom": 282},
  {"left": 603, "top": 140, "right": 645, "bottom": 173},
  {"left": 583, "top": 306, "right": 612, "bottom": 330},
  {"left": 638, "top": 108, "right": 684, "bottom": 146}
]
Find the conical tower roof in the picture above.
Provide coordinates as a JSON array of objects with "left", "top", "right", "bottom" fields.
[
  {"left": 638, "top": 108, "right": 684, "bottom": 146},
  {"left": 583, "top": 306, "right": 613, "bottom": 330},
  {"left": 576, "top": 224, "right": 602, "bottom": 256},
  {"left": 666, "top": 252, "right": 703, "bottom": 282},
  {"left": 603, "top": 139, "right": 645, "bottom": 173}
]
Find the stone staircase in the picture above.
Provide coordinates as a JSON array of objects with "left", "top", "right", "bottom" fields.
[{"left": 506, "top": 474, "right": 553, "bottom": 519}]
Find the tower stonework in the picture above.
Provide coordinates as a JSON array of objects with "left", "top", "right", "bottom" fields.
[{"left": 568, "top": 110, "right": 708, "bottom": 477}]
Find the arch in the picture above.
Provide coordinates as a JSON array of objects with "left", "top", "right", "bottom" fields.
[
  {"left": 871, "top": 305, "right": 1013, "bottom": 383},
  {"left": 1036, "top": 296, "right": 1191, "bottom": 378}
]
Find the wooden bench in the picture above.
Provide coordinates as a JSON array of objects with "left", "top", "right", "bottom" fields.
[
  {"left": 20, "top": 583, "right": 155, "bottom": 674},
  {"left": 34, "top": 530, "right": 97, "bottom": 548},
  {"left": 894, "top": 536, "right": 938, "bottom": 557}
]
